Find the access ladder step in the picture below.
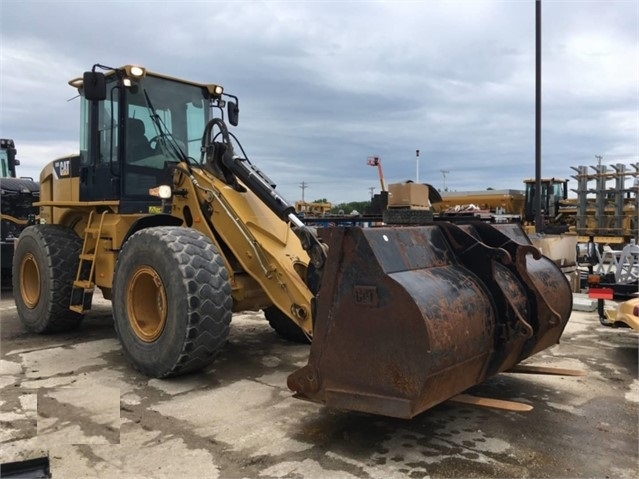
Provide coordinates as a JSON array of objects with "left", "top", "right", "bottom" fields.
[
  {"left": 79, "top": 253, "right": 95, "bottom": 261},
  {"left": 73, "top": 280, "right": 94, "bottom": 289},
  {"left": 70, "top": 285, "right": 94, "bottom": 314}
]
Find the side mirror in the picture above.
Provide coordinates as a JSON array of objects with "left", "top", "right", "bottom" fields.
[
  {"left": 228, "top": 101, "right": 239, "bottom": 127},
  {"left": 83, "top": 71, "right": 107, "bottom": 101}
]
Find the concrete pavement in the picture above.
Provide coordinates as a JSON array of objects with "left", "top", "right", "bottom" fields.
[{"left": 1, "top": 289, "right": 637, "bottom": 478}]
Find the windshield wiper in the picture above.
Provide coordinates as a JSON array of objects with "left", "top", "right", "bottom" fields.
[{"left": 142, "top": 89, "right": 189, "bottom": 163}]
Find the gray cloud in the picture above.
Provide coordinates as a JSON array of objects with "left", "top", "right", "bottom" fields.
[{"left": 1, "top": 0, "right": 636, "bottom": 202}]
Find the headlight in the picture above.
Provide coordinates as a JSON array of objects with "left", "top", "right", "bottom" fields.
[
  {"left": 127, "top": 65, "right": 146, "bottom": 77},
  {"left": 149, "top": 185, "right": 172, "bottom": 199},
  {"left": 207, "top": 84, "right": 224, "bottom": 97}
]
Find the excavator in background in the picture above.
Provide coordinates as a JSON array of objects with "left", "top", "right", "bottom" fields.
[
  {"left": 0, "top": 139, "right": 39, "bottom": 283},
  {"left": 12, "top": 64, "right": 572, "bottom": 419}
]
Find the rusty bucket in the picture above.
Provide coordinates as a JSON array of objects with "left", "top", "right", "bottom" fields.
[{"left": 287, "top": 222, "right": 572, "bottom": 419}]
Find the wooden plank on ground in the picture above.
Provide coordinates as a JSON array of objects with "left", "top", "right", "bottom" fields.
[
  {"left": 506, "top": 364, "right": 587, "bottom": 376},
  {"left": 449, "top": 394, "right": 533, "bottom": 412}
]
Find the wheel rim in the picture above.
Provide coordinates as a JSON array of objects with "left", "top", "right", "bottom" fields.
[
  {"left": 20, "top": 253, "right": 41, "bottom": 309},
  {"left": 127, "top": 266, "right": 167, "bottom": 342}
]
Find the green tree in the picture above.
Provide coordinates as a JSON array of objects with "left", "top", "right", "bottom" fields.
[{"left": 330, "top": 201, "right": 371, "bottom": 215}]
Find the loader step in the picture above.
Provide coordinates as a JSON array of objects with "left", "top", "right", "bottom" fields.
[
  {"left": 69, "top": 209, "right": 104, "bottom": 316},
  {"left": 73, "top": 280, "right": 94, "bottom": 289},
  {"left": 70, "top": 284, "right": 94, "bottom": 314}
]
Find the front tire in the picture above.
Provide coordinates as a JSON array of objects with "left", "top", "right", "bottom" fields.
[
  {"left": 113, "top": 226, "right": 232, "bottom": 378},
  {"left": 12, "top": 225, "right": 84, "bottom": 333}
]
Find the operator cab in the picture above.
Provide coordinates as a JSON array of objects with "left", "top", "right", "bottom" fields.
[
  {"left": 523, "top": 178, "right": 568, "bottom": 223},
  {"left": 0, "top": 138, "right": 19, "bottom": 178},
  {"left": 72, "top": 65, "right": 238, "bottom": 213}
]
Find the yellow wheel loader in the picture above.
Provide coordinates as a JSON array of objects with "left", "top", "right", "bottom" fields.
[{"left": 12, "top": 64, "right": 572, "bottom": 418}]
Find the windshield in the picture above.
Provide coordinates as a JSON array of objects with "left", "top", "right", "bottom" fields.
[
  {"left": 121, "top": 75, "right": 210, "bottom": 196},
  {"left": 551, "top": 182, "right": 564, "bottom": 200},
  {"left": 128, "top": 75, "right": 209, "bottom": 162}
]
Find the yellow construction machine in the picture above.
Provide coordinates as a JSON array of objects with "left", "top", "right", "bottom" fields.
[
  {"left": 433, "top": 189, "right": 526, "bottom": 217},
  {"left": 12, "top": 65, "right": 573, "bottom": 418}
]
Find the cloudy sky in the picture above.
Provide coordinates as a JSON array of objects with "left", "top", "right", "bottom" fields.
[{"left": 1, "top": 0, "right": 637, "bottom": 203}]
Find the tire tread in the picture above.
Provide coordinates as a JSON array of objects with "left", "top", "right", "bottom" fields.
[
  {"left": 13, "top": 225, "right": 83, "bottom": 333},
  {"left": 114, "top": 226, "right": 232, "bottom": 377}
]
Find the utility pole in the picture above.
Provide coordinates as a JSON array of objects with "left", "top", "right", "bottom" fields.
[
  {"left": 299, "top": 181, "right": 308, "bottom": 202},
  {"left": 595, "top": 155, "right": 603, "bottom": 169},
  {"left": 415, "top": 149, "right": 420, "bottom": 183},
  {"left": 440, "top": 169, "right": 450, "bottom": 191},
  {"left": 369, "top": 186, "right": 375, "bottom": 198},
  {"left": 534, "top": 0, "right": 543, "bottom": 233}
]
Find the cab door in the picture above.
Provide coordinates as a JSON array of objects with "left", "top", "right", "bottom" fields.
[{"left": 79, "top": 79, "right": 122, "bottom": 202}]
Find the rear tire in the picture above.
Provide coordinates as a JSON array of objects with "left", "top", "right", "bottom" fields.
[
  {"left": 12, "top": 225, "right": 84, "bottom": 333},
  {"left": 113, "top": 226, "right": 232, "bottom": 378},
  {"left": 264, "top": 306, "right": 310, "bottom": 344}
]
